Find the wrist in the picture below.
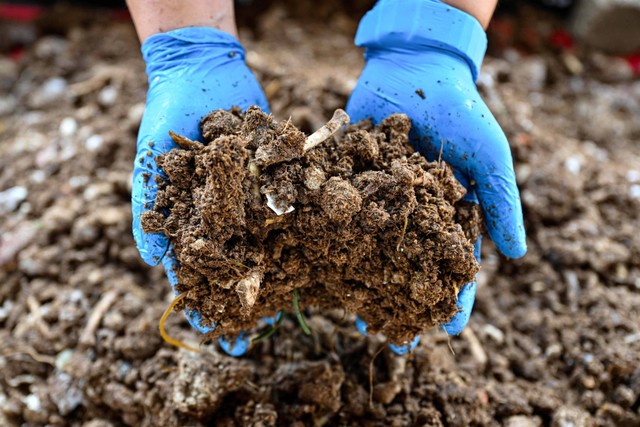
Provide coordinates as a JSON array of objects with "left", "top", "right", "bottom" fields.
[
  {"left": 355, "top": 0, "right": 487, "bottom": 81},
  {"left": 127, "top": 0, "right": 237, "bottom": 43}
]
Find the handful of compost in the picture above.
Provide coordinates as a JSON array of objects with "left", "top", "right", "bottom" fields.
[{"left": 142, "top": 107, "right": 480, "bottom": 346}]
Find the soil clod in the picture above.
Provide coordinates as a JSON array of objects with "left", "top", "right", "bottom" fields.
[{"left": 142, "top": 107, "right": 480, "bottom": 345}]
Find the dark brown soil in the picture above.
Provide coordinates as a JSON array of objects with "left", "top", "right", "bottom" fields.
[
  {"left": 1, "top": 1, "right": 640, "bottom": 426},
  {"left": 142, "top": 107, "right": 479, "bottom": 345}
]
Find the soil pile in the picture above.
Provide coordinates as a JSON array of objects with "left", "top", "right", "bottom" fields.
[{"left": 142, "top": 107, "right": 480, "bottom": 344}]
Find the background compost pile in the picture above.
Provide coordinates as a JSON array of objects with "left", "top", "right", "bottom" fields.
[
  {"left": 1, "top": 1, "right": 639, "bottom": 426},
  {"left": 142, "top": 107, "right": 478, "bottom": 344}
]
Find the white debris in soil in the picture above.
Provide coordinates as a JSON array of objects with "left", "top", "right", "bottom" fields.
[
  {"left": 565, "top": 156, "right": 582, "bottom": 175},
  {"left": 29, "top": 77, "right": 67, "bottom": 108},
  {"left": 98, "top": 85, "right": 118, "bottom": 107},
  {"left": 0, "top": 221, "right": 38, "bottom": 266},
  {"left": 69, "top": 176, "right": 89, "bottom": 189},
  {"left": 0, "top": 186, "right": 27, "bottom": 214},
  {"left": 505, "top": 415, "right": 542, "bottom": 427},
  {"left": 55, "top": 349, "right": 74, "bottom": 372},
  {"left": 0, "top": 300, "right": 13, "bottom": 321},
  {"left": 11, "top": 130, "right": 47, "bottom": 154},
  {"left": 266, "top": 193, "right": 294, "bottom": 215},
  {"left": 36, "top": 143, "right": 59, "bottom": 168},
  {"left": 629, "top": 184, "right": 640, "bottom": 199},
  {"left": 34, "top": 36, "right": 68, "bottom": 59},
  {"left": 49, "top": 371, "right": 84, "bottom": 415},
  {"left": 551, "top": 405, "right": 592, "bottom": 427},
  {"left": 30, "top": 170, "right": 46, "bottom": 184},
  {"left": 626, "top": 170, "right": 640, "bottom": 182},
  {"left": 481, "top": 324, "right": 505, "bottom": 345},
  {"left": 59, "top": 117, "right": 78, "bottom": 138},
  {"left": 85, "top": 134, "right": 104, "bottom": 151},
  {"left": 0, "top": 96, "right": 16, "bottom": 116},
  {"left": 22, "top": 394, "right": 41, "bottom": 412}
]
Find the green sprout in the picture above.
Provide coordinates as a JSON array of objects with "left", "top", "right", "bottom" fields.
[{"left": 293, "top": 289, "right": 311, "bottom": 335}]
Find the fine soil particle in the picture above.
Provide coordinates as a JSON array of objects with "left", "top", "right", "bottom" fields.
[{"left": 142, "top": 107, "right": 480, "bottom": 345}]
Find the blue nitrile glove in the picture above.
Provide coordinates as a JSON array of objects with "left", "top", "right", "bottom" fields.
[
  {"left": 131, "top": 27, "right": 269, "bottom": 356},
  {"left": 347, "top": 0, "right": 526, "bottom": 352}
]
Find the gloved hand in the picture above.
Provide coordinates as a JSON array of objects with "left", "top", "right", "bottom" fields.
[
  {"left": 131, "top": 27, "right": 269, "bottom": 356},
  {"left": 348, "top": 0, "right": 527, "bottom": 353}
]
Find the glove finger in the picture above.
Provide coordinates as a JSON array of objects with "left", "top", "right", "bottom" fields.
[
  {"left": 161, "top": 243, "right": 180, "bottom": 291},
  {"left": 468, "top": 115, "right": 526, "bottom": 259},
  {"left": 442, "top": 235, "right": 482, "bottom": 335},
  {"left": 388, "top": 336, "right": 421, "bottom": 355},
  {"left": 133, "top": 51, "right": 270, "bottom": 266},
  {"left": 132, "top": 140, "right": 175, "bottom": 266},
  {"left": 219, "top": 333, "right": 250, "bottom": 357},
  {"left": 355, "top": 315, "right": 369, "bottom": 336}
]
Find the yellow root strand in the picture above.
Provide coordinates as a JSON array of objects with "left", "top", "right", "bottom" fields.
[{"left": 159, "top": 292, "right": 199, "bottom": 353}]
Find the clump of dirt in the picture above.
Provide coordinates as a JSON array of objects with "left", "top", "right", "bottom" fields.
[{"left": 142, "top": 106, "right": 480, "bottom": 345}]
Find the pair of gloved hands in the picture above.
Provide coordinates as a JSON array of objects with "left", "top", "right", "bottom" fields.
[{"left": 132, "top": 0, "right": 526, "bottom": 356}]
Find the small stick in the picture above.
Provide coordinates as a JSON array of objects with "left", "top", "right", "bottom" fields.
[
  {"left": 168, "top": 130, "right": 203, "bottom": 150},
  {"left": 79, "top": 290, "right": 119, "bottom": 347},
  {"left": 303, "top": 109, "right": 350, "bottom": 153},
  {"left": 26, "top": 295, "right": 54, "bottom": 340},
  {"left": 462, "top": 327, "right": 487, "bottom": 366},
  {"left": 3, "top": 345, "right": 55, "bottom": 366}
]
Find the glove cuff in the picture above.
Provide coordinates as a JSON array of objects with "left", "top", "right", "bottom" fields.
[
  {"left": 141, "top": 27, "right": 244, "bottom": 67},
  {"left": 355, "top": 0, "right": 487, "bottom": 81}
]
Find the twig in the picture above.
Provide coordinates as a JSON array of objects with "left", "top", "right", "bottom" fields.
[
  {"left": 462, "top": 327, "right": 487, "bottom": 366},
  {"left": 447, "top": 334, "right": 456, "bottom": 356},
  {"left": 169, "top": 131, "right": 203, "bottom": 150},
  {"left": 303, "top": 109, "right": 350, "bottom": 152},
  {"left": 26, "top": 295, "right": 54, "bottom": 340},
  {"left": 68, "top": 64, "right": 128, "bottom": 97},
  {"left": 79, "top": 290, "right": 119, "bottom": 347},
  {"left": 3, "top": 345, "right": 55, "bottom": 366}
]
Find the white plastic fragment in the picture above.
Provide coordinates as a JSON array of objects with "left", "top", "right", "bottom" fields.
[
  {"left": 565, "top": 156, "right": 581, "bottom": 175},
  {"left": 0, "top": 186, "right": 27, "bottom": 214},
  {"left": 55, "top": 349, "right": 74, "bottom": 371},
  {"left": 626, "top": 170, "right": 640, "bottom": 183},
  {"left": 85, "top": 134, "right": 103, "bottom": 151},
  {"left": 266, "top": 193, "right": 294, "bottom": 216},
  {"left": 98, "top": 85, "right": 118, "bottom": 106},
  {"left": 23, "top": 394, "right": 41, "bottom": 412},
  {"left": 482, "top": 324, "right": 505, "bottom": 344},
  {"left": 59, "top": 117, "right": 77, "bottom": 138}
]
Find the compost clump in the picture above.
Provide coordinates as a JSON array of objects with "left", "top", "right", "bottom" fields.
[{"left": 142, "top": 106, "right": 480, "bottom": 345}]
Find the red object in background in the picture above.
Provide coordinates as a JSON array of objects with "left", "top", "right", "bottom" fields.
[
  {"left": 0, "top": 4, "right": 43, "bottom": 21},
  {"left": 0, "top": 3, "right": 130, "bottom": 21},
  {"left": 110, "top": 8, "right": 130, "bottom": 21},
  {"left": 549, "top": 29, "right": 575, "bottom": 50},
  {"left": 9, "top": 47, "right": 25, "bottom": 61},
  {"left": 625, "top": 52, "right": 640, "bottom": 75}
]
